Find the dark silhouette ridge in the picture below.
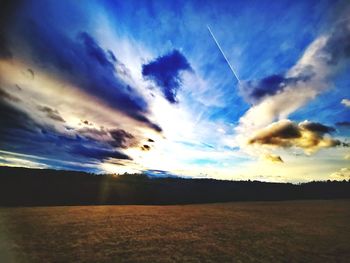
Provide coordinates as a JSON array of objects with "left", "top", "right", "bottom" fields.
[{"left": 0, "top": 166, "right": 349, "bottom": 206}]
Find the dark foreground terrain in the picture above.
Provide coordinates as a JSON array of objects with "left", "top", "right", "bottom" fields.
[
  {"left": 1, "top": 166, "right": 350, "bottom": 206},
  {"left": 0, "top": 200, "right": 349, "bottom": 263}
]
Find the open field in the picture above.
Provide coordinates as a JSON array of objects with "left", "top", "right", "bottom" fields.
[{"left": 0, "top": 200, "right": 349, "bottom": 263}]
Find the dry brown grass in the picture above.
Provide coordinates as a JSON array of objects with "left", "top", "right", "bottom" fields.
[{"left": 0, "top": 200, "right": 349, "bottom": 263}]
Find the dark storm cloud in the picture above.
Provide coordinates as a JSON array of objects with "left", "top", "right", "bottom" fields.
[
  {"left": 109, "top": 129, "right": 135, "bottom": 148},
  {"left": 6, "top": 14, "right": 161, "bottom": 132},
  {"left": 37, "top": 105, "right": 65, "bottom": 122},
  {"left": 142, "top": 49, "right": 192, "bottom": 103}
]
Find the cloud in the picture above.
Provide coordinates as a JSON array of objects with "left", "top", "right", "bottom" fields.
[
  {"left": 109, "top": 129, "right": 136, "bottom": 149},
  {"left": 82, "top": 120, "right": 93, "bottom": 125},
  {"left": 341, "top": 98, "right": 350, "bottom": 107},
  {"left": 37, "top": 105, "right": 65, "bottom": 122},
  {"left": 323, "top": 20, "right": 350, "bottom": 65},
  {"left": 0, "top": 88, "right": 21, "bottom": 102},
  {"left": 78, "top": 126, "right": 109, "bottom": 140},
  {"left": 27, "top": 68, "right": 34, "bottom": 79},
  {"left": 7, "top": 15, "right": 161, "bottom": 132},
  {"left": 0, "top": 97, "right": 133, "bottom": 167},
  {"left": 79, "top": 32, "right": 115, "bottom": 69},
  {"left": 0, "top": 156, "right": 48, "bottom": 169},
  {"left": 142, "top": 49, "right": 192, "bottom": 103},
  {"left": 248, "top": 120, "right": 301, "bottom": 146},
  {"left": 141, "top": 144, "right": 151, "bottom": 151},
  {"left": 248, "top": 119, "right": 344, "bottom": 154},
  {"left": 299, "top": 121, "right": 335, "bottom": 134},
  {"left": 0, "top": 33, "right": 12, "bottom": 59},
  {"left": 336, "top": 121, "right": 350, "bottom": 127},
  {"left": 240, "top": 74, "right": 311, "bottom": 104},
  {"left": 262, "top": 153, "right": 283, "bottom": 163},
  {"left": 0, "top": 96, "right": 38, "bottom": 134},
  {"left": 237, "top": 18, "right": 350, "bottom": 132},
  {"left": 329, "top": 167, "right": 350, "bottom": 181},
  {"left": 70, "top": 144, "right": 131, "bottom": 161}
]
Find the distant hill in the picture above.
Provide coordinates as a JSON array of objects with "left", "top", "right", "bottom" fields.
[{"left": 0, "top": 166, "right": 349, "bottom": 206}]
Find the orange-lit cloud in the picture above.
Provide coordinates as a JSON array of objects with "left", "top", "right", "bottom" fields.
[
  {"left": 262, "top": 154, "right": 284, "bottom": 163},
  {"left": 248, "top": 120, "right": 345, "bottom": 154}
]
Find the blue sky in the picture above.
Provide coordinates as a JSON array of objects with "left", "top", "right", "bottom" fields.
[{"left": 0, "top": 0, "right": 349, "bottom": 182}]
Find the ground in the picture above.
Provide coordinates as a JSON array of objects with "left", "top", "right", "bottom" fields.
[{"left": 0, "top": 200, "right": 349, "bottom": 263}]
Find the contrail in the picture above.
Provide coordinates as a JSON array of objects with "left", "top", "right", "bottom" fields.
[{"left": 207, "top": 25, "right": 240, "bottom": 83}]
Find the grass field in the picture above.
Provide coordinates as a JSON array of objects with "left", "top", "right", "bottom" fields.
[{"left": 0, "top": 200, "right": 349, "bottom": 263}]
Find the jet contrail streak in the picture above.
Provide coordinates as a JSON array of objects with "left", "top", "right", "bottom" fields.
[{"left": 207, "top": 25, "right": 240, "bottom": 83}]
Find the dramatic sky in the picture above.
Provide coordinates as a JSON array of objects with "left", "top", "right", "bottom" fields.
[{"left": 0, "top": 0, "right": 349, "bottom": 182}]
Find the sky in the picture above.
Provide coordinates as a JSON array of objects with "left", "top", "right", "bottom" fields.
[{"left": 0, "top": 0, "right": 349, "bottom": 182}]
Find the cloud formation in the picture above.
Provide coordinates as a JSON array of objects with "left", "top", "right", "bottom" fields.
[
  {"left": 336, "top": 121, "right": 350, "bottom": 127},
  {"left": 0, "top": 97, "right": 133, "bottom": 170},
  {"left": 262, "top": 153, "right": 283, "bottom": 163},
  {"left": 142, "top": 50, "right": 192, "bottom": 103},
  {"left": 0, "top": 88, "right": 21, "bottom": 103},
  {"left": 7, "top": 15, "right": 161, "bottom": 131},
  {"left": 329, "top": 167, "right": 350, "bottom": 181},
  {"left": 141, "top": 144, "right": 151, "bottom": 151},
  {"left": 37, "top": 105, "right": 65, "bottom": 122},
  {"left": 341, "top": 99, "right": 350, "bottom": 107},
  {"left": 238, "top": 18, "right": 350, "bottom": 131},
  {"left": 0, "top": 0, "right": 349, "bottom": 181},
  {"left": 248, "top": 120, "right": 344, "bottom": 154},
  {"left": 70, "top": 144, "right": 131, "bottom": 161},
  {"left": 109, "top": 129, "right": 136, "bottom": 149},
  {"left": 240, "top": 74, "right": 311, "bottom": 105}
]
